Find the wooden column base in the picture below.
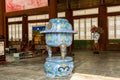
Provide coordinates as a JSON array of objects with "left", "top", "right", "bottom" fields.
[
  {"left": 0, "top": 61, "right": 7, "bottom": 65},
  {"left": 93, "top": 42, "right": 100, "bottom": 54},
  {"left": 93, "top": 51, "right": 99, "bottom": 54},
  {"left": 0, "top": 55, "right": 7, "bottom": 65}
]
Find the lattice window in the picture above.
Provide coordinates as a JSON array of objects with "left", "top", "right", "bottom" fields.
[
  {"left": 74, "top": 18, "right": 98, "bottom": 40},
  {"left": 107, "top": 5, "right": 120, "bottom": 13},
  {"left": 8, "top": 17, "right": 22, "bottom": 22},
  {"left": 28, "top": 14, "right": 49, "bottom": 20},
  {"left": 73, "top": 8, "right": 98, "bottom": 16},
  {"left": 58, "top": 12, "right": 65, "bottom": 18},
  {"left": 8, "top": 24, "right": 22, "bottom": 41},
  {"left": 108, "top": 16, "right": 120, "bottom": 39}
]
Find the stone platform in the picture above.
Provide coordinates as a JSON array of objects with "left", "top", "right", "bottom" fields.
[{"left": 70, "top": 73, "right": 120, "bottom": 80}]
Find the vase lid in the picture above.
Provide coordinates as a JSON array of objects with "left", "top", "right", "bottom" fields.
[{"left": 40, "top": 18, "right": 77, "bottom": 34}]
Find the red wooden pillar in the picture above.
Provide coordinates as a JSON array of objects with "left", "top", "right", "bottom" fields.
[
  {"left": 66, "top": 9, "right": 74, "bottom": 56},
  {"left": 49, "top": 0, "right": 57, "bottom": 19},
  {"left": 66, "top": 10, "right": 73, "bottom": 27},
  {"left": 98, "top": 1, "right": 108, "bottom": 50},
  {"left": 65, "top": 0, "right": 74, "bottom": 56},
  {"left": 49, "top": 0, "right": 58, "bottom": 53},
  {"left": 0, "top": 0, "right": 5, "bottom": 35},
  {"left": 22, "top": 15, "right": 28, "bottom": 42},
  {"left": 65, "top": 9, "right": 74, "bottom": 56},
  {"left": 0, "top": 0, "right": 6, "bottom": 63}
]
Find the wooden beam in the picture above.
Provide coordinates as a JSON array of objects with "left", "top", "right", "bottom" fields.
[
  {"left": 28, "top": 19, "right": 49, "bottom": 23},
  {"left": 99, "top": 0, "right": 105, "bottom": 5},
  {"left": 73, "top": 14, "right": 98, "bottom": 19},
  {"left": 5, "top": 7, "right": 49, "bottom": 17}
]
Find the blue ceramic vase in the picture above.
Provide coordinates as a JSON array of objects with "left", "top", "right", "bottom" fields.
[
  {"left": 40, "top": 18, "right": 77, "bottom": 78},
  {"left": 44, "top": 56, "right": 74, "bottom": 77},
  {"left": 41, "top": 18, "right": 76, "bottom": 47}
]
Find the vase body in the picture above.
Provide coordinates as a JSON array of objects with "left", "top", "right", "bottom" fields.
[
  {"left": 46, "top": 33, "right": 72, "bottom": 47},
  {"left": 44, "top": 56, "right": 74, "bottom": 77},
  {"left": 41, "top": 18, "right": 76, "bottom": 47},
  {"left": 93, "top": 32, "right": 100, "bottom": 43},
  {"left": 40, "top": 18, "right": 77, "bottom": 78}
]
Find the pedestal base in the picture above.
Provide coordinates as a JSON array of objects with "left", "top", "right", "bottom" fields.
[
  {"left": 44, "top": 56, "right": 74, "bottom": 78},
  {"left": 93, "top": 51, "right": 99, "bottom": 54},
  {"left": 0, "top": 55, "right": 7, "bottom": 65}
]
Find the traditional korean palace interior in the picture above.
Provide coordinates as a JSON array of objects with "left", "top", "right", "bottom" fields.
[{"left": 0, "top": 0, "right": 120, "bottom": 80}]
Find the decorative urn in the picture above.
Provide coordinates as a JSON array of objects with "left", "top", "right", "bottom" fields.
[
  {"left": 93, "top": 32, "right": 100, "bottom": 43},
  {"left": 40, "top": 18, "right": 77, "bottom": 78}
]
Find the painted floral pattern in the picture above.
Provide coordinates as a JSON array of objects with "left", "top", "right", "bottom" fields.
[
  {"left": 44, "top": 57, "right": 74, "bottom": 77},
  {"left": 41, "top": 18, "right": 76, "bottom": 47},
  {"left": 46, "top": 34, "right": 72, "bottom": 47},
  {"left": 6, "top": 0, "right": 48, "bottom": 12}
]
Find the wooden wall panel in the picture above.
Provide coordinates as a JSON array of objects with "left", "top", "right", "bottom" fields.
[
  {"left": 0, "top": 0, "right": 5, "bottom": 35},
  {"left": 105, "top": 0, "right": 120, "bottom": 5},
  {"left": 71, "top": 0, "right": 99, "bottom": 9}
]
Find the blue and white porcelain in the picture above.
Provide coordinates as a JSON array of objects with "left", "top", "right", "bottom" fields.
[
  {"left": 40, "top": 18, "right": 77, "bottom": 78},
  {"left": 93, "top": 32, "right": 100, "bottom": 43},
  {"left": 41, "top": 18, "right": 77, "bottom": 47},
  {"left": 44, "top": 56, "right": 74, "bottom": 77}
]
